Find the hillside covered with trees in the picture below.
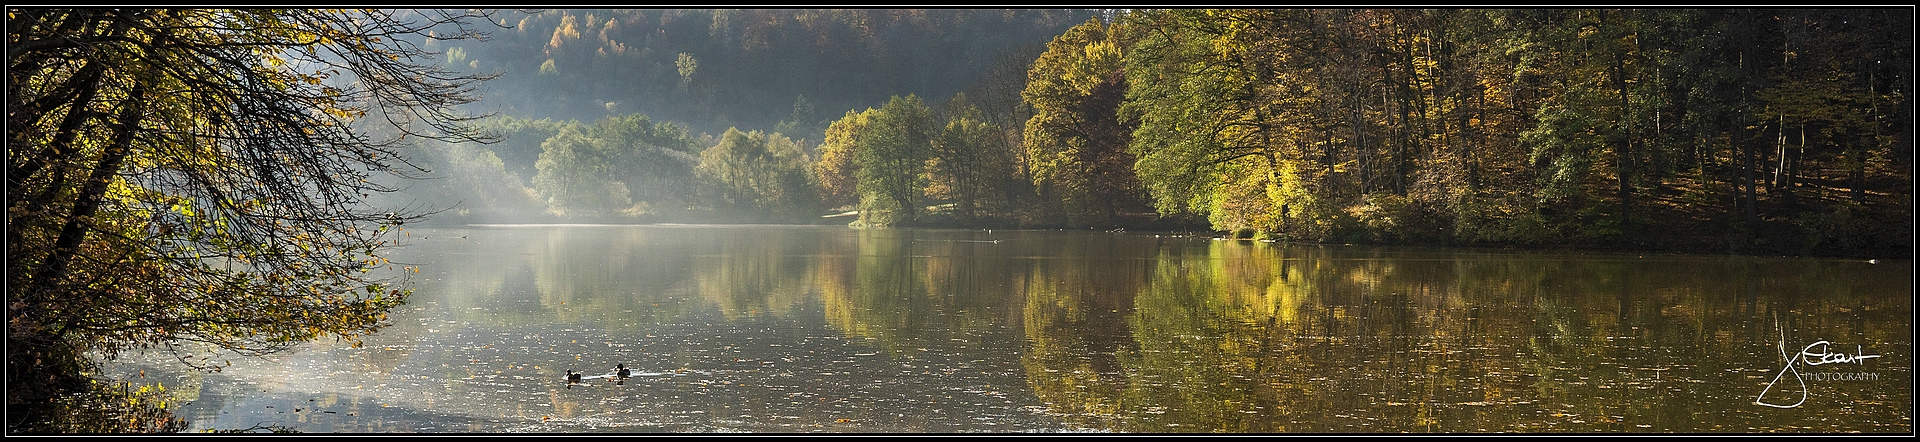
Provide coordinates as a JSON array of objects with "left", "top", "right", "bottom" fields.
[
  {"left": 403, "top": 9, "right": 1910, "bottom": 258},
  {"left": 439, "top": 9, "right": 1092, "bottom": 134}
]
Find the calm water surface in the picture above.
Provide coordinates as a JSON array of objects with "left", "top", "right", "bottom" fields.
[{"left": 103, "top": 225, "right": 1911, "bottom": 433}]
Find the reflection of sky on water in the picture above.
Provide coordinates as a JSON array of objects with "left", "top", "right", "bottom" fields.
[
  {"left": 97, "top": 225, "right": 1068, "bottom": 432},
  {"left": 108, "top": 302, "right": 1066, "bottom": 433}
]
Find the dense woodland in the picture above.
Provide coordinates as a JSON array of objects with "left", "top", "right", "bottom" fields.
[
  {"left": 441, "top": 9, "right": 1091, "bottom": 133},
  {"left": 405, "top": 9, "right": 1911, "bottom": 258}
]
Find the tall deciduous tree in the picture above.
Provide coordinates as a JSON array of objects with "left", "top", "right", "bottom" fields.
[
  {"left": 855, "top": 94, "right": 934, "bottom": 226},
  {"left": 699, "top": 127, "right": 817, "bottom": 220},
  {"left": 813, "top": 109, "right": 873, "bottom": 210},
  {"left": 926, "top": 93, "right": 1013, "bottom": 223},
  {"left": 533, "top": 124, "right": 634, "bottom": 217},
  {"left": 6, "top": 8, "right": 499, "bottom": 431},
  {"left": 588, "top": 113, "right": 704, "bottom": 218},
  {"left": 1023, "top": 16, "right": 1145, "bottom": 227},
  {"left": 1123, "top": 9, "right": 1337, "bottom": 237}
]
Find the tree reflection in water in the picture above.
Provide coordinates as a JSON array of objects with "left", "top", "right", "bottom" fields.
[{"left": 97, "top": 226, "right": 1909, "bottom": 433}]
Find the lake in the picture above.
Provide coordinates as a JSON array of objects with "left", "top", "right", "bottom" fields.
[{"left": 100, "top": 224, "right": 1912, "bottom": 433}]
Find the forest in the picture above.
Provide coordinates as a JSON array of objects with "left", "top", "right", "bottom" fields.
[{"left": 406, "top": 8, "right": 1911, "bottom": 258}]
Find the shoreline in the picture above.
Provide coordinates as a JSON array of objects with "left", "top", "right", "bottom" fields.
[{"left": 405, "top": 217, "right": 1909, "bottom": 261}]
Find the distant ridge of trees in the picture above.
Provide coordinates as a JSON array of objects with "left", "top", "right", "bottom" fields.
[{"left": 446, "top": 9, "right": 1098, "bottom": 137}]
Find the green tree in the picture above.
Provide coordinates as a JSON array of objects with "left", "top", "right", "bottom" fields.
[
  {"left": 1023, "top": 16, "right": 1146, "bottom": 227},
  {"left": 587, "top": 113, "right": 704, "bottom": 219},
  {"left": 471, "top": 116, "right": 566, "bottom": 181},
  {"left": 1121, "top": 10, "right": 1332, "bottom": 237},
  {"left": 927, "top": 93, "right": 1013, "bottom": 223},
  {"left": 6, "top": 8, "right": 498, "bottom": 432},
  {"left": 855, "top": 95, "right": 935, "bottom": 226},
  {"left": 1513, "top": 10, "right": 1643, "bottom": 237},
  {"left": 698, "top": 128, "right": 818, "bottom": 220},
  {"left": 773, "top": 94, "right": 826, "bottom": 142},
  {"left": 532, "top": 124, "right": 634, "bottom": 217},
  {"left": 402, "top": 140, "right": 547, "bottom": 223}
]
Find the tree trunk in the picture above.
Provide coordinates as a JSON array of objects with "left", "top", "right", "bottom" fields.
[
  {"left": 29, "top": 82, "right": 147, "bottom": 299},
  {"left": 1737, "top": 11, "right": 1761, "bottom": 228},
  {"left": 1611, "top": 20, "right": 1634, "bottom": 229}
]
